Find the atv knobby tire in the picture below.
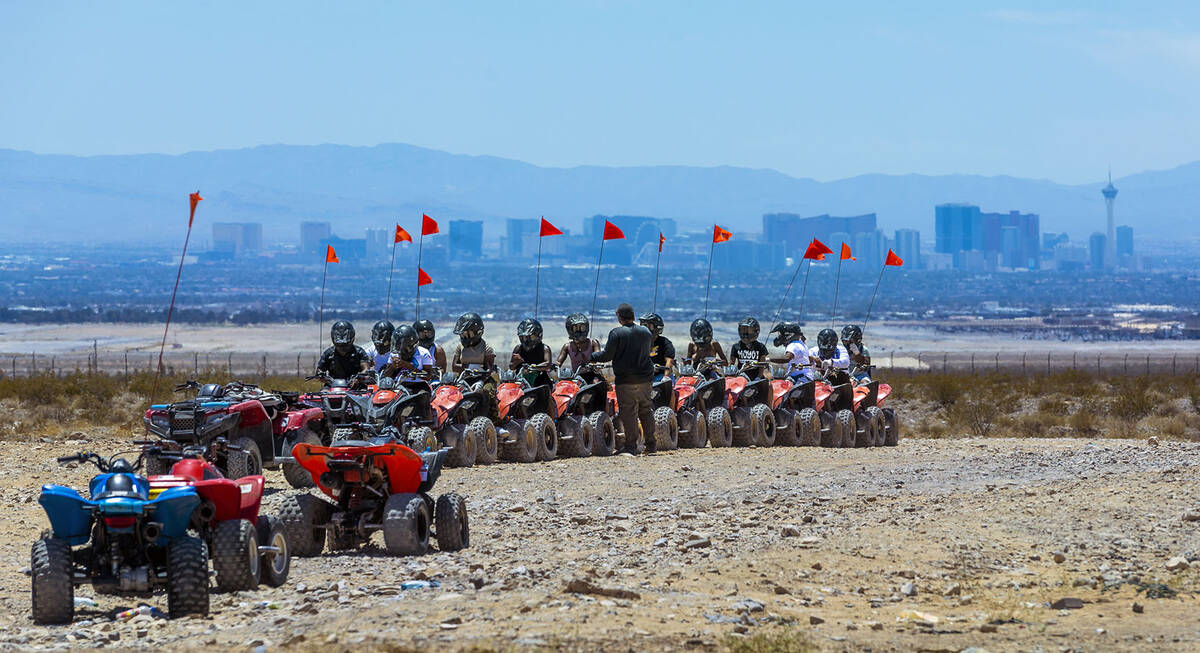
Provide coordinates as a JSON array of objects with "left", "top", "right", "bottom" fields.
[
  {"left": 31, "top": 537, "right": 73, "bottom": 624},
  {"left": 383, "top": 493, "right": 431, "bottom": 556},
  {"left": 531, "top": 413, "right": 558, "bottom": 461},
  {"left": 862, "top": 406, "right": 884, "bottom": 448},
  {"left": 882, "top": 408, "right": 899, "bottom": 446},
  {"left": 500, "top": 420, "right": 538, "bottom": 463},
  {"left": 819, "top": 411, "right": 840, "bottom": 447},
  {"left": 227, "top": 437, "right": 263, "bottom": 479},
  {"left": 167, "top": 535, "right": 210, "bottom": 619},
  {"left": 557, "top": 416, "right": 593, "bottom": 458},
  {"left": 445, "top": 423, "right": 478, "bottom": 468},
  {"left": 213, "top": 519, "right": 260, "bottom": 592},
  {"left": 752, "top": 404, "right": 776, "bottom": 447},
  {"left": 255, "top": 514, "right": 290, "bottom": 587},
  {"left": 467, "top": 416, "right": 498, "bottom": 464},
  {"left": 676, "top": 409, "right": 707, "bottom": 449},
  {"left": 836, "top": 409, "right": 856, "bottom": 448},
  {"left": 587, "top": 411, "right": 616, "bottom": 456},
  {"left": 408, "top": 426, "right": 438, "bottom": 454},
  {"left": 653, "top": 406, "right": 679, "bottom": 451},
  {"left": 706, "top": 407, "right": 733, "bottom": 448},
  {"left": 435, "top": 492, "right": 469, "bottom": 552},
  {"left": 774, "top": 408, "right": 801, "bottom": 446},
  {"left": 279, "top": 494, "right": 331, "bottom": 557},
  {"left": 282, "top": 427, "right": 321, "bottom": 488},
  {"left": 798, "top": 408, "right": 821, "bottom": 446}
]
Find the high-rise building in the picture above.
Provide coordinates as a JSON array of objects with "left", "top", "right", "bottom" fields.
[
  {"left": 364, "top": 228, "right": 389, "bottom": 259},
  {"left": 1089, "top": 233, "right": 1106, "bottom": 271},
  {"left": 449, "top": 220, "right": 483, "bottom": 260},
  {"left": 762, "top": 213, "right": 877, "bottom": 252},
  {"left": 1116, "top": 225, "right": 1133, "bottom": 258},
  {"left": 935, "top": 204, "right": 983, "bottom": 254},
  {"left": 893, "top": 228, "right": 921, "bottom": 269},
  {"left": 1102, "top": 171, "right": 1118, "bottom": 269},
  {"left": 935, "top": 204, "right": 1039, "bottom": 270},
  {"left": 852, "top": 229, "right": 887, "bottom": 266},
  {"left": 300, "top": 222, "right": 331, "bottom": 254},
  {"left": 212, "top": 222, "right": 262, "bottom": 257},
  {"left": 505, "top": 219, "right": 538, "bottom": 258}
]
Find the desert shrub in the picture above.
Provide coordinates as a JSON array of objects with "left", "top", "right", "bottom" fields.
[
  {"left": 924, "top": 374, "right": 964, "bottom": 410},
  {"left": 1068, "top": 408, "right": 1100, "bottom": 435},
  {"left": 948, "top": 395, "right": 1000, "bottom": 437},
  {"left": 1012, "top": 412, "right": 1062, "bottom": 437},
  {"left": 1037, "top": 396, "right": 1064, "bottom": 413},
  {"left": 1140, "top": 414, "right": 1188, "bottom": 439},
  {"left": 724, "top": 630, "right": 816, "bottom": 653},
  {"left": 1107, "top": 378, "right": 1154, "bottom": 419}
]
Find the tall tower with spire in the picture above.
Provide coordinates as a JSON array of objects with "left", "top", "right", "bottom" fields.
[{"left": 1102, "top": 168, "right": 1118, "bottom": 269}]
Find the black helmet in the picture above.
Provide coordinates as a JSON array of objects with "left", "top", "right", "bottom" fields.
[
  {"left": 413, "top": 319, "right": 435, "bottom": 348},
  {"left": 454, "top": 312, "right": 484, "bottom": 347},
  {"left": 769, "top": 322, "right": 804, "bottom": 348},
  {"left": 565, "top": 313, "right": 590, "bottom": 342},
  {"left": 737, "top": 317, "right": 760, "bottom": 344},
  {"left": 331, "top": 321, "right": 355, "bottom": 350},
  {"left": 841, "top": 324, "right": 863, "bottom": 346},
  {"left": 517, "top": 318, "right": 543, "bottom": 350},
  {"left": 371, "top": 320, "right": 395, "bottom": 351},
  {"left": 817, "top": 328, "right": 839, "bottom": 358},
  {"left": 690, "top": 318, "right": 713, "bottom": 345},
  {"left": 639, "top": 312, "right": 664, "bottom": 337},
  {"left": 392, "top": 324, "right": 418, "bottom": 357}
]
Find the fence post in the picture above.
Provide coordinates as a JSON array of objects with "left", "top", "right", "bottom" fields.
[
  {"left": 916, "top": 352, "right": 922, "bottom": 372},
  {"left": 261, "top": 354, "right": 267, "bottom": 376},
  {"left": 942, "top": 353, "right": 947, "bottom": 373},
  {"left": 50, "top": 356, "right": 55, "bottom": 375},
  {"left": 889, "top": 351, "right": 894, "bottom": 369},
  {"left": 1046, "top": 352, "right": 1050, "bottom": 375},
  {"left": 1072, "top": 352, "right": 1076, "bottom": 370},
  {"left": 194, "top": 353, "right": 199, "bottom": 376},
  {"left": 228, "top": 353, "right": 233, "bottom": 374},
  {"left": 1124, "top": 353, "right": 1129, "bottom": 374},
  {"left": 124, "top": 351, "right": 129, "bottom": 378},
  {"left": 970, "top": 353, "right": 975, "bottom": 374},
  {"left": 1145, "top": 354, "right": 1150, "bottom": 376},
  {"left": 1022, "top": 352, "right": 1027, "bottom": 375},
  {"left": 1096, "top": 354, "right": 1101, "bottom": 375},
  {"left": 10, "top": 357, "right": 15, "bottom": 377},
  {"left": 1173, "top": 354, "right": 1177, "bottom": 375},
  {"left": 296, "top": 353, "right": 302, "bottom": 377},
  {"left": 994, "top": 353, "right": 999, "bottom": 372},
  {"left": 31, "top": 352, "right": 36, "bottom": 374}
]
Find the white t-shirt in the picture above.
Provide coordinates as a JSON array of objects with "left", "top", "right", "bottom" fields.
[
  {"left": 784, "top": 341, "right": 812, "bottom": 380},
  {"left": 390, "top": 346, "right": 435, "bottom": 371},
  {"left": 372, "top": 350, "right": 391, "bottom": 372},
  {"left": 809, "top": 344, "right": 849, "bottom": 373}
]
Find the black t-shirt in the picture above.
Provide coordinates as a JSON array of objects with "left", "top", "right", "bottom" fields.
[
  {"left": 512, "top": 343, "right": 550, "bottom": 365},
  {"left": 591, "top": 323, "right": 655, "bottom": 385},
  {"left": 317, "top": 345, "right": 370, "bottom": 379},
  {"left": 649, "top": 335, "right": 676, "bottom": 367},
  {"left": 729, "top": 341, "right": 768, "bottom": 367}
]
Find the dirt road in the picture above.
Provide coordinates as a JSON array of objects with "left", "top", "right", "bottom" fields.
[{"left": 1, "top": 435, "right": 1198, "bottom": 651}]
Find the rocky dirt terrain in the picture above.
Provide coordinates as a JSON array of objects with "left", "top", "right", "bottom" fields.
[{"left": 0, "top": 435, "right": 1197, "bottom": 651}]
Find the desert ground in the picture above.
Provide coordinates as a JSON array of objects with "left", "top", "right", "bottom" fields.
[{"left": 1, "top": 433, "right": 1197, "bottom": 652}]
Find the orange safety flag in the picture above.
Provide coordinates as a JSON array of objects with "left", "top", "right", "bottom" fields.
[
  {"left": 539, "top": 217, "right": 563, "bottom": 237},
  {"left": 188, "top": 192, "right": 203, "bottom": 227},
  {"left": 325, "top": 245, "right": 339, "bottom": 263},
  {"left": 658, "top": 232, "right": 665, "bottom": 252},
  {"left": 421, "top": 214, "right": 439, "bottom": 236},
  {"left": 885, "top": 249, "right": 904, "bottom": 266},
  {"left": 803, "top": 238, "right": 833, "bottom": 260},
  {"left": 712, "top": 224, "right": 732, "bottom": 243},
  {"left": 602, "top": 220, "right": 625, "bottom": 240},
  {"left": 395, "top": 225, "right": 412, "bottom": 243},
  {"left": 840, "top": 242, "right": 856, "bottom": 261},
  {"left": 417, "top": 267, "right": 433, "bottom": 286}
]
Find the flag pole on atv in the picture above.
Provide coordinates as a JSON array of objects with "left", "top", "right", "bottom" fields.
[
  {"left": 386, "top": 224, "right": 412, "bottom": 322},
  {"left": 864, "top": 249, "right": 904, "bottom": 330},
  {"left": 416, "top": 214, "right": 438, "bottom": 321},
  {"left": 535, "top": 217, "right": 562, "bottom": 319},
  {"left": 652, "top": 232, "right": 665, "bottom": 313},
  {"left": 831, "top": 242, "right": 854, "bottom": 324},
  {"left": 318, "top": 245, "right": 338, "bottom": 353},
  {"left": 153, "top": 191, "right": 202, "bottom": 397},
  {"left": 590, "top": 219, "right": 625, "bottom": 323},
  {"left": 703, "top": 225, "right": 732, "bottom": 319}
]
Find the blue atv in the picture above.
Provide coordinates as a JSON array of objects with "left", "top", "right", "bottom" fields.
[{"left": 32, "top": 450, "right": 210, "bottom": 624}]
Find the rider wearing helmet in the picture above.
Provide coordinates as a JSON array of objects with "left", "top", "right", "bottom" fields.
[
  {"left": 810, "top": 327, "right": 849, "bottom": 377},
  {"left": 684, "top": 318, "right": 727, "bottom": 370},
  {"left": 413, "top": 319, "right": 447, "bottom": 371},
  {"left": 639, "top": 312, "right": 675, "bottom": 380},
  {"left": 451, "top": 312, "right": 499, "bottom": 420},
  {"left": 556, "top": 313, "right": 601, "bottom": 372},
  {"left": 384, "top": 324, "right": 434, "bottom": 376},
  {"left": 369, "top": 320, "right": 395, "bottom": 372},
  {"left": 768, "top": 322, "right": 812, "bottom": 382},
  {"left": 729, "top": 317, "right": 769, "bottom": 379},
  {"left": 317, "top": 320, "right": 370, "bottom": 379},
  {"left": 841, "top": 324, "right": 871, "bottom": 382},
  {"left": 511, "top": 318, "right": 554, "bottom": 387}
]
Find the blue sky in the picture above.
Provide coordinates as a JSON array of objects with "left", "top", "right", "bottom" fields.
[{"left": 1, "top": 1, "right": 1197, "bottom": 184}]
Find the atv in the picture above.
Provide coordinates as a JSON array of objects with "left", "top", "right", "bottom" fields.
[
  {"left": 424, "top": 368, "right": 497, "bottom": 467},
  {"left": 33, "top": 450, "right": 208, "bottom": 624},
  {"left": 767, "top": 366, "right": 823, "bottom": 447},
  {"left": 494, "top": 363, "right": 558, "bottom": 462},
  {"left": 144, "top": 444, "right": 290, "bottom": 592},
  {"left": 849, "top": 377, "right": 897, "bottom": 447},
  {"left": 673, "top": 360, "right": 731, "bottom": 448},
  {"left": 280, "top": 434, "right": 468, "bottom": 557},
  {"left": 648, "top": 366, "right": 681, "bottom": 451},
  {"left": 721, "top": 361, "right": 777, "bottom": 447},
  {"left": 549, "top": 362, "right": 617, "bottom": 458}
]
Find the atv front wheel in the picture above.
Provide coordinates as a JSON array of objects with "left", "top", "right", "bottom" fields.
[
  {"left": 706, "top": 407, "right": 733, "bottom": 447},
  {"left": 676, "top": 409, "right": 706, "bottom": 449},
  {"left": 862, "top": 407, "right": 884, "bottom": 448},
  {"left": 435, "top": 493, "right": 469, "bottom": 552},
  {"left": 530, "top": 413, "right": 558, "bottom": 461},
  {"left": 227, "top": 437, "right": 263, "bottom": 479},
  {"left": 408, "top": 426, "right": 438, "bottom": 454},
  {"left": 558, "top": 416, "right": 594, "bottom": 458},
  {"left": 31, "top": 537, "right": 73, "bottom": 624},
  {"left": 167, "top": 535, "right": 210, "bottom": 619},
  {"left": 467, "top": 416, "right": 498, "bottom": 465},
  {"left": 752, "top": 404, "right": 776, "bottom": 447},
  {"left": 587, "top": 411, "right": 616, "bottom": 456},
  {"left": 653, "top": 407, "right": 679, "bottom": 451},
  {"left": 279, "top": 494, "right": 331, "bottom": 557},
  {"left": 213, "top": 519, "right": 260, "bottom": 592},
  {"left": 255, "top": 515, "right": 290, "bottom": 587},
  {"left": 445, "top": 423, "right": 478, "bottom": 468},
  {"left": 282, "top": 427, "right": 321, "bottom": 488},
  {"left": 775, "top": 408, "right": 801, "bottom": 446},
  {"left": 383, "top": 493, "right": 431, "bottom": 556},
  {"left": 819, "top": 411, "right": 839, "bottom": 447},
  {"left": 836, "top": 410, "right": 856, "bottom": 448},
  {"left": 798, "top": 408, "right": 821, "bottom": 446},
  {"left": 500, "top": 420, "right": 538, "bottom": 463},
  {"left": 882, "top": 408, "right": 899, "bottom": 446}
]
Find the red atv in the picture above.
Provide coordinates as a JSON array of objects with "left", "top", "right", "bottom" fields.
[
  {"left": 721, "top": 361, "right": 777, "bottom": 447},
  {"left": 390, "top": 369, "right": 497, "bottom": 468},
  {"left": 812, "top": 369, "right": 894, "bottom": 447},
  {"left": 673, "top": 360, "right": 731, "bottom": 448},
  {"left": 767, "top": 368, "right": 823, "bottom": 446},
  {"left": 144, "top": 443, "right": 290, "bottom": 591},
  {"left": 549, "top": 362, "right": 617, "bottom": 458},
  {"left": 494, "top": 363, "right": 558, "bottom": 462},
  {"left": 280, "top": 441, "right": 468, "bottom": 557}
]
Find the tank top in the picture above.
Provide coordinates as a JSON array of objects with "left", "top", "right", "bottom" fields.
[
  {"left": 516, "top": 344, "right": 548, "bottom": 365},
  {"left": 457, "top": 342, "right": 494, "bottom": 370},
  {"left": 691, "top": 342, "right": 719, "bottom": 362},
  {"left": 566, "top": 340, "right": 596, "bottom": 370}
]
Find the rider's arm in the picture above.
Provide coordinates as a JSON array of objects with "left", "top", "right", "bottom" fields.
[
  {"left": 556, "top": 343, "right": 569, "bottom": 366},
  {"left": 451, "top": 346, "right": 464, "bottom": 373},
  {"left": 509, "top": 346, "right": 523, "bottom": 370},
  {"left": 685, "top": 342, "right": 696, "bottom": 364},
  {"left": 433, "top": 346, "right": 447, "bottom": 371},
  {"left": 482, "top": 345, "right": 496, "bottom": 372},
  {"left": 590, "top": 329, "right": 618, "bottom": 363},
  {"left": 316, "top": 347, "right": 332, "bottom": 372},
  {"left": 712, "top": 342, "right": 728, "bottom": 365}
]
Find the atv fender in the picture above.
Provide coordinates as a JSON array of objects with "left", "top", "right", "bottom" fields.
[
  {"left": 292, "top": 442, "right": 425, "bottom": 497},
  {"left": 280, "top": 407, "right": 324, "bottom": 434},
  {"left": 231, "top": 400, "right": 271, "bottom": 429},
  {"left": 38, "top": 485, "right": 93, "bottom": 545},
  {"left": 417, "top": 449, "right": 448, "bottom": 494}
]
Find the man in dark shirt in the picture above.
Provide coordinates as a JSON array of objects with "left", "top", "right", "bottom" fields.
[
  {"left": 729, "top": 317, "right": 769, "bottom": 379},
  {"left": 591, "top": 303, "right": 657, "bottom": 454},
  {"left": 317, "top": 320, "right": 371, "bottom": 380},
  {"left": 639, "top": 312, "right": 675, "bottom": 380}
]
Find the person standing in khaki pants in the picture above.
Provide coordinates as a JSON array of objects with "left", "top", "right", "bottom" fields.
[{"left": 591, "top": 303, "right": 657, "bottom": 454}]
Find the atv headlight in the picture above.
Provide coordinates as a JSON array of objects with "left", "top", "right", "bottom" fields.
[
  {"left": 400, "top": 405, "right": 414, "bottom": 418},
  {"left": 204, "top": 412, "right": 226, "bottom": 425},
  {"left": 521, "top": 396, "right": 535, "bottom": 407},
  {"left": 460, "top": 400, "right": 476, "bottom": 412},
  {"left": 149, "top": 414, "right": 169, "bottom": 430}
]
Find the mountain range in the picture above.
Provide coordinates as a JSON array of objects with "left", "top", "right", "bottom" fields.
[{"left": 2, "top": 143, "right": 1197, "bottom": 245}]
